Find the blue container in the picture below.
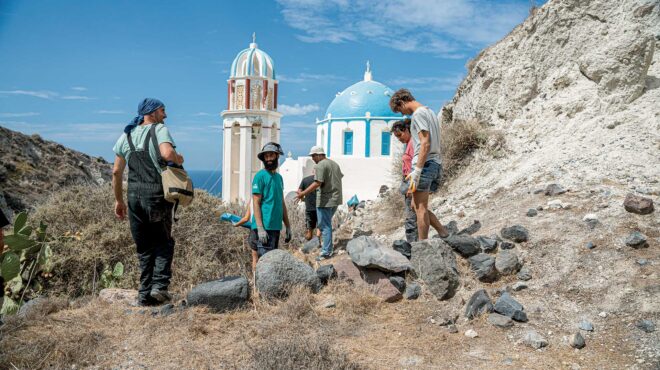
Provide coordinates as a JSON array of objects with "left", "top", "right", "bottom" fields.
[{"left": 220, "top": 213, "right": 252, "bottom": 229}]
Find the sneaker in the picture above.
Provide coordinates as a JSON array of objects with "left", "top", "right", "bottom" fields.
[
  {"left": 315, "top": 254, "right": 331, "bottom": 261},
  {"left": 132, "top": 295, "right": 158, "bottom": 307},
  {"left": 149, "top": 289, "right": 172, "bottom": 303}
]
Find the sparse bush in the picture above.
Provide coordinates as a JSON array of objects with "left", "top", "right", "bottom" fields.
[
  {"left": 441, "top": 118, "right": 506, "bottom": 178},
  {"left": 32, "top": 185, "right": 252, "bottom": 297}
]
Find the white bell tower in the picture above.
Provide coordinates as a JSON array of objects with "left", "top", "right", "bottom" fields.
[{"left": 222, "top": 34, "right": 282, "bottom": 203}]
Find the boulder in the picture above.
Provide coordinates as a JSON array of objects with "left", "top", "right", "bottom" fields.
[
  {"left": 458, "top": 220, "right": 481, "bottom": 235},
  {"left": 494, "top": 292, "right": 528, "bottom": 322},
  {"left": 392, "top": 240, "right": 412, "bottom": 260},
  {"left": 255, "top": 250, "right": 322, "bottom": 299},
  {"left": 410, "top": 239, "right": 460, "bottom": 300},
  {"left": 465, "top": 289, "right": 494, "bottom": 320},
  {"left": 523, "top": 330, "right": 548, "bottom": 349},
  {"left": 333, "top": 259, "right": 363, "bottom": 284},
  {"left": 316, "top": 264, "right": 336, "bottom": 285},
  {"left": 363, "top": 269, "right": 403, "bottom": 303},
  {"left": 468, "top": 253, "right": 498, "bottom": 282},
  {"left": 544, "top": 183, "right": 566, "bottom": 196},
  {"left": 625, "top": 231, "right": 649, "bottom": 249},
  {"left": 404, "top": 282, "right": 421, "bottom": 300},
  {"left": 495, "top": 250, "right": 522, "bottom": 275},
  {"left": 389, "top": 276, "right": 406, "bottom": 293},
  {"left": 500, "top": 225, "right": 529, "bottom": 242},
  {"left": 488, "top": 313, "right": 514, "bottom": 328},
  {"left": 477, "top": 236, "right": 498, "bottom": 253},
  {"left": 347, "top": 236, "right": 412, "bottom": 273},
  {"left": 302, "top": 237, "right": 321, "bottom": 254},
  {"left": 187, "top": 276, "right": 250, "bottom": 312},
  {"left": 443, "top": 234, "right": 481, "bottom": 257}
]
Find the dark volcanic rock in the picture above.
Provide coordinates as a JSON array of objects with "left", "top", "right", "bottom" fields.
[
  {"left": 625, "top": 231, "right": 649, "bottom": 249},
  {"left": 526, "top": 208, "right": 538, "bottom": 217},
  {"left": 465, "top": 289, "right": 494, "bottom": 320},
  {"left": 404, "top": 282, "right": 421, "bottom": 300},
  {"left": 500, "top": 225, "right": 529, "bottom": 243},
  {"left": 495, "top": 250, "right": 522, "bottom": 275},
  {"left": 410, "top": 239, "right": 460, "bottom": 300},
  {"left": 389, "top": 276, "right": 406, "bottom": 293},
  {"left": 458, "top": 220, "right": 481, "bottom": 235},
  {"left": 316, "top": 264, "right": 336, "bottom": 285},
  {"left": 468, "top": 253, "right": 498, "bottom": 282},
  {"left": 477, "top": 236, "right": 498, "bottom": 253},
  {"left": 494, "top": 292, "right": 528, "bottom": 322},
  {"left": 443, "top": 234, "right": 481, "bottom": 257},
  {"left": 544, "top": 183, "right": 566, "bottom": 196},
  {"left": 187, "top": 276, "right": 250, "bottom": 313},
  {"left": 392, "top": 240, "right": 412, "bottom": 260},
  {"left": 256, "top": 250, "right": 322, "bottom": 299},
  {"left": 347, "top": 236, "right": 412, "bottom": 272},
  {"left": 570, "top": 332, "right": 586, "bottom": 349},
  {"left": 488, "top": 313, "right": 514, "bottom": 328},
  {"left": 623, "top": 193, "right": 654, "bottom": 215}
]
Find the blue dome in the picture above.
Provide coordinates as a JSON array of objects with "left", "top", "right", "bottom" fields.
[{"left": 325, "top": 80, "right": 400, "bottom": 119}]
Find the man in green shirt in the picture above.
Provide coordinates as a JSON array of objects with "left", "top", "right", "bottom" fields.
[
  {"left": 112, "top": 98, "right": 184, "bottom": 306},
  {"left": 250, "top": 142, "right": 292, "bottom": 267},
  {"left": 296, "top": 146, "right": 343, "bottom": 261}
]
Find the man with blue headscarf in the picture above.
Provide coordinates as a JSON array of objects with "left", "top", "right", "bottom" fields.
[{"left": 112, "top": 98, "right": 184, "bottom": 306}]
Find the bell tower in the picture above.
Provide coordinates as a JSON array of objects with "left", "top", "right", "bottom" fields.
[{"left": 222, "top": 34, "right": 282, "bottom": 203}]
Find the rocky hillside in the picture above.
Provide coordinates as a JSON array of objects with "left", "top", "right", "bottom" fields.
[{"left": 0, "top": 126, "right": 112, "bottom": 213}]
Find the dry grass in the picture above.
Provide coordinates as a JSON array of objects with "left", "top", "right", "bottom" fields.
[
  {"left": 31, "top": 185, "right": 251, "bottom": 297},
  {"left": 441, "top": 118, "right": 506, "bottom": 178}
]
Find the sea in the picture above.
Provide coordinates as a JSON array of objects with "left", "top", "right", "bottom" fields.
[{"left": 187, "top": 170, "right": 222, "bottom": 197}]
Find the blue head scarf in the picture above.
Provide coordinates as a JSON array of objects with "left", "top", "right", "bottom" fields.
[{"left": 124, "top": 98, "right": 165, "bottom": 133}]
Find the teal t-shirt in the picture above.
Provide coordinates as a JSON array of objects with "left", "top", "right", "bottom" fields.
[
  {"left": 113, "top": 124, "right": 175, "bottom": 174},
  {"left": 251, "top": 169, "right": 284, "bottom": 231}
]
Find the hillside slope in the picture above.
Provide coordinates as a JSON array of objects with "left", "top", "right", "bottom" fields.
[{"left": 0, "top": 126, "right": 112, "bottom": 212}]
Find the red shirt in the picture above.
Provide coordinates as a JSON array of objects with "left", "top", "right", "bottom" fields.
[{"left": 402, "top": 140, "right": 414, "bottom": 177}]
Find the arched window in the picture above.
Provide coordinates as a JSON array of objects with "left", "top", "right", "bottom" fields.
[{"left": 381, "top": 131, "right": 391, "bottom": 156}]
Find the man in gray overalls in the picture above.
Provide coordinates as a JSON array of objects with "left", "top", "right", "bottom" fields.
[{"left": 112, "top": 98, "right": 184, "bottom": 306}]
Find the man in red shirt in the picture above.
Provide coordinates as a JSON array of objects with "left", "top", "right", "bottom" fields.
[{"left": 392, "top": 119, "right": 448, "bottom": 241}]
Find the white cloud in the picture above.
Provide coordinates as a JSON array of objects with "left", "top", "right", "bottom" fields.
[
  {"left": 0, "top": 89, "right": 95, "bottom": 101},
  {"left": 71, "top": 86, "right": 88, "bottom": 91},
  {"left": 275, "top": 0, "right": 530, "bottom": 57},
  {"left": 95, "top": 110, "right": 125, "bottom": 114},
  {"left": 0, "top": 112, "right": 40, "bottom": 117},
  {"left": 278, "top": 103, "right": 320, "bottom": 116},
  {"left": 0, "top": 90, "right": 58, "bottom": 99},
  {"left": 193, "top": 112, "right": 215, "bottom": 116},
  {"left": 61, "top": 95, "right": 95, "bottom": 101}
]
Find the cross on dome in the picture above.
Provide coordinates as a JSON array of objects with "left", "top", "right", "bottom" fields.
[
  {"left": 250, "top": 32, "right": 257, "bottom": 48},
  {"left": 364, "top": 60, "right": 372, "bottom": 82}
]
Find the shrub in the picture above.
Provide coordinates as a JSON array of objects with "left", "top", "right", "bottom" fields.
[
  {"left": 32, "top": 185, "right": 252, "bottom": 297},
  {"left": 440, "top": 119, "right": 505, "bottom": 178}
]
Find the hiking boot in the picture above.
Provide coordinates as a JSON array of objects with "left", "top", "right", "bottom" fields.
[
  {"left": 149, "top": 289, "right": 172, "bottom": 303},
  {"left": 132, "top": 295, "right": 158, "bottom": 307},
  {"left": 316, "top": 254, "right": 331, "bottom": 261}
]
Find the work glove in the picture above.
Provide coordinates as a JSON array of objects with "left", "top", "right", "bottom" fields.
[
  {"left": 406, "top": 166, "right": 422, "bottom": 193},
  {"left": 257, "top": 226, "right": 268, "bottom": 244},
  {"left": 284, "top": 227, "right": 292, "bottom": 243}
]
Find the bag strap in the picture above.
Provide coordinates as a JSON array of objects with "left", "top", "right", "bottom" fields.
[
  {"left": 172, "top": 199, "right": 180, "bottom": 223},
  {"left": 126, "top": 130, "right": 137, "bottom": 152},
  {"left": 147, "top": 123, "right": 167, "bottom": 167}
]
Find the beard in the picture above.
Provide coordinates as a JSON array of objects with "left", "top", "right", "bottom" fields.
[{"left": 264, "top": 159, "right": 278, "bottom": 171}]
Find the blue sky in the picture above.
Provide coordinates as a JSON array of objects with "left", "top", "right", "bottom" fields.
[{"left": 0, "top": 0, "right": 541, "bottom": 170}]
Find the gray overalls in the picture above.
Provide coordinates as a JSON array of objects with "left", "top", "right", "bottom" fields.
[{"left": 126, "top": 124, "right": 175, "bottom": 303}]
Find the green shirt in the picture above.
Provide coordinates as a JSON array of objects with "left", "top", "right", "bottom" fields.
[
  {"left": 251, "top": 169, "right": 284, "bottom": 231},
  {"left": 314, "top": 158, "right": 343, "bottom": 208},
  {"left": 113, "top": 124, "right": 175, "bottom": 173}
]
